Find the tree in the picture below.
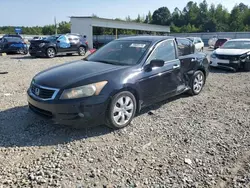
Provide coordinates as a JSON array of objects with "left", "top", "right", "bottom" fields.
[
  {"left": 144, "top": 11, "right": 152, "bottom": 24},
  {"left": 230, "top": 5, "right": 245, "bottom": 31},
  {"left": 42, "top": 25, "right": 55, "bottom": 35},
  {"left": 57, "top": 21, "right": 70, "bottom": 34},
  {"left": 152, "top": 7, "right": 171, "bottom": 25}
]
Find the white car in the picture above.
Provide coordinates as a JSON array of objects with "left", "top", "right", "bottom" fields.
[
  {"left": 187, "top": 37, "right": 204, "bottom": 52},
  {"left": 210, "top": 39, "right": 250, "bottom": 71}
]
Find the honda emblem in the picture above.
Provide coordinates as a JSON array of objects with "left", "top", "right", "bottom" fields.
[{"left": 35, "top": 88, "right": 40, "bottom": 96}]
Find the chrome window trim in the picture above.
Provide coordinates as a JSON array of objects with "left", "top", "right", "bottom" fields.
[
  {"left": 144, "top": 39, "right": 179, "bottom": 65},
  {"left": 30, "top": 82, "right": 60, "bottom": 101}
]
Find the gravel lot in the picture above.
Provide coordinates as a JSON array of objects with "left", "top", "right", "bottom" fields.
[{"left": 0, "top": 50, "right": 249, "bottom": 188}]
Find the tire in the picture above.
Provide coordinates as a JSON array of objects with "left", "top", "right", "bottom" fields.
[
  {"left": 189, "top": 70, "right": 205, "bottom": 96},
  {"left": 78, "top": 46, "right": 86, "bottom": 56},
  {"left": 46, "top": 47, "right": 56, "bottom": 58},
  {"left": 244, "top": 62, "right": 250, "bottom": 71},
  {"left": 106, "top": 91, "right": 137, "bottom": 129}
]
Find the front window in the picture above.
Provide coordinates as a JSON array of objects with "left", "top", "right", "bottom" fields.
[
  {"left": 221, "top": 41, "right": 250, "bottom": 49},
  {"left": 146, "top": 40, "right": 176, "bottom": 64},
  {"left": 45, "top": 35, "right": 59, "bottom": 42},
  {"left": 86, "top": 40, "right": 151, "bottom": 65}
]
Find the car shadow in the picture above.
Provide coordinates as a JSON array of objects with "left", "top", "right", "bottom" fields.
[
  {"left": 209, "top": 67, "right": 247, "bottom": 74},
  {"left": 0, "top": 105, "right": 113, "bottom": 148},
  {"left": 0, "top": 93, "right": 191, "bottom": 148},
  {"left": 138, "top": 92, "right": 190, "bottom": 116},
  {"left": 10, "top": 56, "right": 37, "bottom": 60}
]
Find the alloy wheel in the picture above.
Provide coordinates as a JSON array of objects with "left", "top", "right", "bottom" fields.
[
  {"left": 47, "top": 48, "right": 55, "bottom": 58},
  {"left": 193, "top": 73, "right": 204, "bottom": 93},
  {"left": 79, "top": 47, "right": 86, "bottom": 56},
  {"left": 112, "top": 96, "right": 134, "bottom": 126}
]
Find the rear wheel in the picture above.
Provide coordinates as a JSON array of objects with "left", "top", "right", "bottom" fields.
[
  {"left": 78, "top": 46, "right": 86, "bottom": 56},
  {"left": 189, "top": 70, "right": 205, "bottom": 95},
  {"left": 46, "top": 47, "right": 56, "bottom": 58},
  {"left": 106, "top": 91, "right": 136, "bottom": 129}
]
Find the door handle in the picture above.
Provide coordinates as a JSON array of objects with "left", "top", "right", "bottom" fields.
[{"left": 173, "top": 64, "right": 180, "bottom": 69}]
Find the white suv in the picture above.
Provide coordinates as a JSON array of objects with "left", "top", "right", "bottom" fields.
[{"left": 187, "top": 37, "right": 204, "bottom": 52}]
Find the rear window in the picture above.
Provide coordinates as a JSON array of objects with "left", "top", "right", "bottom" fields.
[
  {"left": 216, "top": 39, "right": 227, "bottom": 44},
  {"left": 5, "top": 37, "right": 22, "bottom": 42}
]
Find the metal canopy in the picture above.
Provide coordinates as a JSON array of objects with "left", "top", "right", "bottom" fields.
[{"left": 70, "top": 16, "right": 170, "bottom": 48}]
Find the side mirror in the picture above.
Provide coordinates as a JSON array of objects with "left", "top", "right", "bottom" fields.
[{"left": 150, "top": 59, "right": 164, "bottom": 68}]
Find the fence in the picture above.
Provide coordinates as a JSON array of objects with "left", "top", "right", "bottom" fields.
[{"left": 2, "top": 32, "right": 250, "bottom": 47}]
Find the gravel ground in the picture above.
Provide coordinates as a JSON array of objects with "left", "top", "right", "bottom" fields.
[{"left": 0, "top": 50, "right": 249, "bottom": 188}]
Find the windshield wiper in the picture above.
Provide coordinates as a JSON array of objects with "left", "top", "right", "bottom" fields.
[{"left": 94, "top": 60, "right": 119, "bottom": 65}]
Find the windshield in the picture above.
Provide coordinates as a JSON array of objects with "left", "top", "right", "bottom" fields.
[
  {"left": 221, "top": 41, "right": 250, "bottom": 49},
  {"left": 187, "top": 38, "right": 194, "bottom": 42},
  {"left": 86, "top": 40, "right": 151, "bottom": 66},
  {"left": 5, "top": 37, "right": 22, "bottom": 42},
  {"left": 45, "top": 35, "right": 59, "bottom": 42}
]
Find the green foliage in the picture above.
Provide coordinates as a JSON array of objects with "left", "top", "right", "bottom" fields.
[
  {"left": 152, "top": 7, "right": 171, "bottom": 25},
  {"left": 0, "top": 1, "right": 249, "bottom": 35}
]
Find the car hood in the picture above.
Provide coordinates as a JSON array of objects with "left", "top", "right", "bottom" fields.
[
  {"left": 33, "top": 60, "right": 128, "bottom": 88},
  {"left": 215, "top": 48, "right": 250, "bottom": 56}
]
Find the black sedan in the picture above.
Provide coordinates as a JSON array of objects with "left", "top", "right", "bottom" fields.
[{"left": 27, "top": 36, "right": 209, "bottom": 129}]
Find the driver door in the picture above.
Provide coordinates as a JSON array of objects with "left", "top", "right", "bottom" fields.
[{"left": 138, "top": 39, "right": 182, "bottom": 106}]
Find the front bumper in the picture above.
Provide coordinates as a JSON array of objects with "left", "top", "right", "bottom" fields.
[
  {"left": 27, "top": 90, "right": 109, "bottom": 127},
  {"left": 29, "top": 48, "right": 46, "bottom": 57},
  {"left": 210, "top": 57, "right": 241, "bottom": 70}
]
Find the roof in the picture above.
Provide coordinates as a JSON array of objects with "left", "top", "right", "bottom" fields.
[
  {"left": 70, "top": 16, "right": 170, "bottom": 33},
  {"left": 117, "top": 36, "right": 174, "bottom": 42},
  {"left": 229, "top": 38, "right": 250, "bottom": 41}
]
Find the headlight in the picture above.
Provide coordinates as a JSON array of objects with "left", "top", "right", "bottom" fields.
[
  {"left": 39, "top": 43, "right": 45, "bottom": 48},
  {"left": 210, "top": 51, "right": 217, "bottom": 58},
  {"left": 60, "top": 81, "right": 108, "bottom": 99}
]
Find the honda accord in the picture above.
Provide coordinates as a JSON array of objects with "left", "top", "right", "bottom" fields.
[{"left": 27, "top": 36, "right": 209, "bottom": 129}]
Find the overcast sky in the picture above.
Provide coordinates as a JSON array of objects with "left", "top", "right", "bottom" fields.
[{"left": 0, "top": 0, "right": 248, "bottom": 26}]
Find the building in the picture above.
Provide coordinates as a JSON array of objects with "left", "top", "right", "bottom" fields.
[{"left": 70, "top": 16, "right": 170, "bottom": 49}]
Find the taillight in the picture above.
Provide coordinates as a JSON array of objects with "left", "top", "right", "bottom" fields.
[{"left": 85, "top": 41, "right": 88, "bottom": 45}]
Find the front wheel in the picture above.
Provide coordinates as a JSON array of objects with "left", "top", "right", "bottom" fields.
[
  {"left": 46, "top": 47, "right": 56, "bottom": 58},
  {"left": 189, "top": 70, "right": 205, "bottom": 96},
  {"left": 106, "top": 91, "right": 137, "bottom": 129},
  {"left": 78, "top": 46, "right": 86, "bottom": 56}
]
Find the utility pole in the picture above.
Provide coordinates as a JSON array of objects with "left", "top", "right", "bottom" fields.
[{"left": 54, "top": 16, "right": 57, "bottom": 35}]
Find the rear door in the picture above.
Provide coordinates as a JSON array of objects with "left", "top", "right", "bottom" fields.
[{"left": 69, "top": 35, "right": 80, "bottom": 51}]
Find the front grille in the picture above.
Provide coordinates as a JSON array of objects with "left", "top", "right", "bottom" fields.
[
  {"left": 31, "top": 84, "right": 57, "bottom": 100},
  {"left": 216, "top": 55, "right": 239, "bottom": 61},
  {"left": 29, "top": 103, "right": 53, "bottom": 118}
]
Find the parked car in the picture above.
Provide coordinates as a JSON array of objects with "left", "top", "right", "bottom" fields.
[
  {"left": 27, "top": 36, "right": 209, "bottom": 129},
  {"left": 210, "top": 39, "right": 250, "bottom": 71},
  {"left": 32, "top": 36, "right": 47, "bottom": 40},
  {"left": 29, "top": 34, "right": 88, "bottom": 58},
  {"left": 208, "top": 36, "right": 218, "bottom": 48},
  {"left": 0, "top": 36, "right": 28, "bottom": 54},
  {"left": 214, "top": 38, "right": 230, "bottom": 49},
  {"left": 187, "top": 37, "right": 204, "bottom": 52},
  {"left": 2, "top": 34, "right": 22, "bottom": 39}
]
